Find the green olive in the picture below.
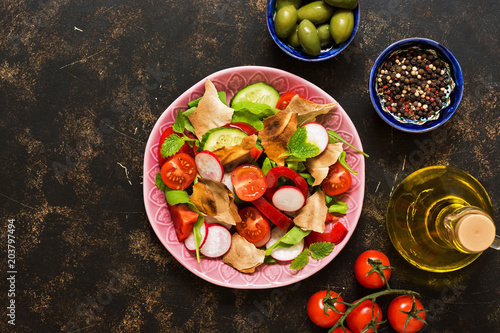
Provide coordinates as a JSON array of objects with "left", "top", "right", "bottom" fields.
[
  {"left": 317, "top": 24, "right": 332, "bottom": 47},
  {"left": 298, "top": 19, "right": 321, "bottom": 56},
  {"left": 324, "top": 0, "right": 358, "bottom": 10},
  {"left": 276, "top": 0, "right": 302, "bottom": 11},
  {"left": 274, "top": 5, "right": 298, "bottom": 39},
  {"left": 287, "top": 24, "right": 301, "bottom": 48},
  {"left": 329, "top": 9, "right": 354, "bottom": 44},
  {"left": 297, "top": 1, "right": 334, "bottom": 25}
]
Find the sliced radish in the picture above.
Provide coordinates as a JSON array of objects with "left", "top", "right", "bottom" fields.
[
  {"left": 302, "top": 122, "right": 329, "bottom": 154},
  {"left": 266, "top": 228, "right": 305, "bottom": 262},
  {"left": 204, "top": 214, "right": 234, "bottom": 230},
  {"left": 252, "top": 228, "right": 272, "bottom": 248},
  {"left": 221, "top": 173, "right": 234, "bottom": 193},
  {"left": 184, "top": 222, "right": 208, "bottom": 251},
  {"left": 200, "top": 224, "right": 232, "bottom": 258},
  {"left": 195, "top": 151, "right": 224, "bottom": 182},
  {"left": 272, "top": 186, "right": 306, "bottom": 212}
]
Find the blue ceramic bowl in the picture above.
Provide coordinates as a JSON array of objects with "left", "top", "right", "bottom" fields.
[
  {"left": 369, "top": 38, "right": 464, "bottom": 133},
  {"left": 266, "top": 0, "right": 360, "bottom": 62}
]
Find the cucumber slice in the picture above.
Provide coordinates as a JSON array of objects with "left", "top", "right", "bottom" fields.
[
  {"left": 200, "top": 127, "right": 248, "bottom": 151},
  {"left": 230, "top": 82, "right": 280, "bottom": 108}
]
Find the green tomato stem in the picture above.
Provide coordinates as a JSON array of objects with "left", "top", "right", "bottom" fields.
[{"left": 328, "top": 289, "right": 421, "bottom": 333}]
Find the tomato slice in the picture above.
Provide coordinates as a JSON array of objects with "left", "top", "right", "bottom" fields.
[
  {"left": 264, "top": 166, "right": 309, "bottom": 201},
  {"left": 223, "top": 122, "right": 258, "bottom": 136},
  {"left": 160, "top": 153, "right": 197, "bottom": 190},
  {"left": 321, "top": 162, "right": 352, "bottom": 196},
  {"left": 275, "top": 92, "right": 304, "bottom": 110},
  {"left": 236, "top": 206, "right": 270, "bottom": 244},
  {"left": 168, "top": 203, "right": 199, "bottom": 242},
  {"left": 231, "top": 164, "right": 266, "bottom": 201},
  {"left": 158, "top": 127, "right": 192, "bottom": 167}
]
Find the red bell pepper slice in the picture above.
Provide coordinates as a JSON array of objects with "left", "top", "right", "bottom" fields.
[
  {"left": 168, "top": 203, "right": 199, "bottom": 242},
  {"left": 252, "top": 197, "right": 292, "bottom": 232},
  {"left": 264, "top": 166, "right": 309, "bottom": 201},
  {"left": 304, "top": 213, "right": 348, "bottom": 246}
]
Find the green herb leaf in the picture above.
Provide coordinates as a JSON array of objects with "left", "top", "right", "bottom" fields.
[
  {"left": 289, "top": 249, "right": 310, "bottom": 270},
  {"left": 327, "top": 129, "right": 369, "bottom": 157},
  {"left": 154, "top": 172, "right": 167, "bottom": 192},
  {"left": 172, "top": 107, "right": 186, "bottom": 133},
  {"left": 309, "top": 242, "right": 335, "bottom": 260},
  {"left": 287, "top": 126, "right": 320, "bottom": 159},
  {"left": 265, "top": 226, "right": 311, "bottom": 256},
  {"left": 231, "top": 101, "right": 278, "bottom": 131},
  {"left": 188, "top": 91, "right": 227, "bottom": 108},
  {"left": 338, "top": 151, "right": 358, "bottom": 175},
  {"left": 261, "top": 157, "right": 276, "bottom": 175},
  {"left": 160, "top": 134, "right": 187, "bottom": 158}
]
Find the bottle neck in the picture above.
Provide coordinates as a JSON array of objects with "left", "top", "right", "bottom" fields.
[{"left": 441, "top": 206, "right": 496, "bottom": 253}]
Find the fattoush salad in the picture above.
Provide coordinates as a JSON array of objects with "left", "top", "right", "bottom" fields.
[{"left": 154, "top": 79, "right": 367, "bottom": 273}]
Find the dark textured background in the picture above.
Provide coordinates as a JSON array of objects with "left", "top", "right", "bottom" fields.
[{"left": 1, "top": 0, "right": 498, "bottom": 332}]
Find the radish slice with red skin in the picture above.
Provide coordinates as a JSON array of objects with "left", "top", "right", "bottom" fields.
[
  {"left": 195, "top": 151, "right": 224, "bottom": 182},
  {"left": 200, "top": 224, "right": 232, "bottom": 258},
  {"left": 272, "top": 186, "right": 306, "bottom": 212},
  {"left": 266, "top": 228, "right": 305, "bottom": 262},
  {"left": 252, "top": 228, "right": 271, "bottom": 248},
  {"left": 302, "top": 122, "right": 329, "bottom": 154},
  {"left": 184, "top": 221, "right": 208, "bottom": 251}
]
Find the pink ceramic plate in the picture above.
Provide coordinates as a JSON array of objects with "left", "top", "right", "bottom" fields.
[{"left": 143, "top": 66, "right": 365, "bottom": 289}]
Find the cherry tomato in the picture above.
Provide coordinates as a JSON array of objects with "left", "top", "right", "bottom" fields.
[
  {"left": 307, "top": 290, "right": 345, "bottom": 328},
  {"left": 275, "top": 92, "right": 305, "bottom": 110},
  {"left": 305, "top": 217, "right": 348, "bottom": 246},
  {"left": 321, "top": 162, "right": 352, "bottom": 196},
  {"left": 223, "top": 122, "right": 258, "bottom": 136},
  {"left": 331, "top": 328, "right": 352, "bottom": 333},
  {"left": 236, "top": 206, "right": 270, "bottom": 244},
  {"left": 158, "top": 127, "right": 192, "bottom": 167},
  {"left": 168, "top": 203, "right": 199, "bottom": 242},
  {"left": 160, "top": 153, "right": 197, "bottom": 190},
  {"left": 346, "top": 300, "right": 382, "bottom": 333},
  {"left": 354, "top": 250, "right": 391, "bottom": 289},
  {"left": 388, "top": 296, "right": 426, "bottom": 333},
  {"left": 231, "top": 164, "right": 267, "bottom": 201}
]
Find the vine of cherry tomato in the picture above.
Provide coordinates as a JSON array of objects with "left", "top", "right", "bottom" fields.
[{"left": 307, "top": 250, "right": 426, "bottom": 333}]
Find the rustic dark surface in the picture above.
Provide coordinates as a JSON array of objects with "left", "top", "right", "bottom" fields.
[{"left": 1, "top": 0, "right": 499, "bottom": 332}]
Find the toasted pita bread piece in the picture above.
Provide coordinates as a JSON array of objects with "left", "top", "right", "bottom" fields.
[
  {"left": 222, "top": 233, "right": 266, "bottom": 273},
  {"left": 283, "top": 95, "right": 338, "bottom": 124},
  {"left": 293, "top": 190, "right": 328, "bottom": 233},
  {"left": 213, "top": 135, "right": 257, "bottom": 172},
  {"left": 305, "top": 143, "right": 344, "bottom": 186},
  {"left": 259, "top": 110, "right": 297, "bottom": 166},
  {"left": 187, "top": 80, "right": 234, "bottom": 140},
  {"left": 190, "top": 178, "right": 241, "bottom": 226}
]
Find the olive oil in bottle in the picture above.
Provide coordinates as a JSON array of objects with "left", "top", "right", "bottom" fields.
[{"left": 386, "top": 166, "right": 496, "bottom": 272}]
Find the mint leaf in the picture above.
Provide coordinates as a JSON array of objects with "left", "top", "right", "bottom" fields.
[
  {"left": 287, "top": 126, "right": 320, "bottom": 159},
  {"left": 309, "top": 242, "right": 335, "bottom": 260},
  {"left": 155, "top": 172, "right": 167, "bottom": 192},
  {"left": 290, "top": 249, "right": 310, "bottom": 270},
  {"left": 161, "top": 134, "right": 187, "bottom": 158},
  {"left": 173, "top": 107, "right": 186, "bottom": 133}
]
